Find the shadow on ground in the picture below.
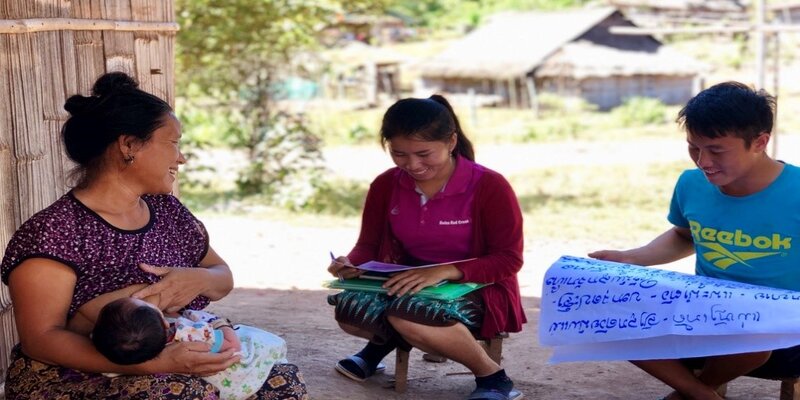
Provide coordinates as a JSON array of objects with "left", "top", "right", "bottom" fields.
[{"left": 208, "top": 288, "right": 783, "bottom": 400}]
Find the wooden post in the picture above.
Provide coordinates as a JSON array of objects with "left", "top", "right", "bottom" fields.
[
  {"left": 755, "top": 0, "right": 766, "bottom": 90},
  {"left": 526, "top": 75, "right": 539, "bottom": 117},
  {"left": 395, "top": 349, "right": 409, "bottom": 393},
  {"left": 607, "top": 4, "right": 800, "bottom": 160},
  {"left": 771, "top": 31, "right": 780, "bottom": 158},
  {"left": 508, "top": 77, "right": 517, "bottom": 108},
  {"left": 364, "top": 61, "right": 377, "bottom": 107},
  {"left": 468, "top": 87, "right": 478, "bottom": 127}
]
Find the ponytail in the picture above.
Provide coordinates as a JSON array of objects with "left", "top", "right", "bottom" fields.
[
  {"left": 380, "top": 94, "right": 475, "bottom": 161},
  {"left": 427, "top": 95, "right": 474, "bottom": 161}
]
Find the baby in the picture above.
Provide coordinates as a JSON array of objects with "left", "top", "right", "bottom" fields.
[{"left": 93, "top": 297, "right": 287, "bottom": 400}]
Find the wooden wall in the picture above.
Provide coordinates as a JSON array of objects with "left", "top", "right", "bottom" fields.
[{"left": 0, "top": 0, "right": 177, "bottom": 393}]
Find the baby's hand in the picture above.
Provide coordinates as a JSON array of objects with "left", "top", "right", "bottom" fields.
[{"left": 218, "top": 326, "right": 241, "bottom": 353}]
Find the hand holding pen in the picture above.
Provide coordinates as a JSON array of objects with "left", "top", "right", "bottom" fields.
[{"left": 327, "top": 251, "right": 362, "bottom": 281}]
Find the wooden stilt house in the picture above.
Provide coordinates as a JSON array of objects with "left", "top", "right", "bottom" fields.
[{"left": 0, "top": 1, "right": 177, "bottom": 395}]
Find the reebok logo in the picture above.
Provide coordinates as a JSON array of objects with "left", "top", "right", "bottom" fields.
[{"left": 689, "top": 220, "right": 791, "bottom": 270}]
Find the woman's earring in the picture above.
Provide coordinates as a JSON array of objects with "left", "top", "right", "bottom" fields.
[{"left": 124, "top": 153, "right": 135, "bottom": 164}]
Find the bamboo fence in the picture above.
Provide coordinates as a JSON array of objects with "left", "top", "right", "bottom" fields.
[{"left": 0, "top": 0, "right": 177, "bottom": 394}]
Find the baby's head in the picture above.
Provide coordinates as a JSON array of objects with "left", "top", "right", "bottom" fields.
[{"left": 92, "top": 297, "right": 168, "bottom": 365}]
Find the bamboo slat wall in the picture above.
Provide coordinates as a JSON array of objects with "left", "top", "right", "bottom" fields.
[{"left": 0, "top": 0, "right": 177, "bottom": 393}]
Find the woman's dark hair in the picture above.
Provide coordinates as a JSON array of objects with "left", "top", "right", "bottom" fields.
[
  {"left": 92, "top": 298, "right": 167, "bottom": 365},
  {"left": 380, "top": 94, "right": 475, "bottom": 161},
  {"left": 677, "top": 81, "right": 775, "bottom": 148},
  {"left": 61, "top": 72, "right": 173, "bottom": 187}
]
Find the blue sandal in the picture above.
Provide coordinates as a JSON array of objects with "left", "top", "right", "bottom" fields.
[
  {"left": 467, "top": 387, "right": 523, "bottom": 400},
  {"left": 334, "top": 355, "right": 386, "bottom": 382}
]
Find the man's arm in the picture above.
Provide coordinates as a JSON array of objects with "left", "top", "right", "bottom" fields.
[{"left": 589, "top": 226, "right": 695, "bottom": 266}]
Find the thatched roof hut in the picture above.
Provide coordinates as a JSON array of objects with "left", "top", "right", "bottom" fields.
[
  {"left": 416, "top": 7, "right": 707, "bottom": 110},
  {"left": 771, "top": 1, "right": 800, "bottom": 24},
  {"left": 324, "top": 41, "right": 409, "bottom": 104},
  {"left": 0, "top": 1, "right": 177, "bottom": 393}
]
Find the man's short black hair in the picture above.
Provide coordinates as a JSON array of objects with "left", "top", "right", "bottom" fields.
[{"left": 677, "top": 81, "right": 775, "bottom": 147}]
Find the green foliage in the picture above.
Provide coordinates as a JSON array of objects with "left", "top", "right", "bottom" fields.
[
  {"left": 610, "top": 97, "right": 668, "bottom": 127},
  {"left": 388, "top": 0, "right": 592, "bottom": 30},
  {"left": 176, "top": 0, "right": 391, "bottom": 198},
  {"left": 524, "top": 117, "right": 586, "bottom": 141},
  {"left": 236, "top": 112, "right": 325, "bottom": 197},
  {"left": 176, "top": 95, "right": 240, "bottom": 148},
  {"left": 347, "top": 124, "right": 373, "bottom": 143},
  {"left": 307, "top": 107, "right": 383, "bottom": 145},
  {"left": 282, "top": 177, "right": 369, "bottom": 216},
  {"left": 536, "top": 93, "right": 597, "bottom": 116},
  {"left": 176, "top": 134, "right": 217, "bottom": 193},
  {"left": 511, "top": 160, "right": 691, "bottom": 242}
]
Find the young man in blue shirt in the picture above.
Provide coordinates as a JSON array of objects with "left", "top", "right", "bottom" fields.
[{"left": 591, "top": 81, "right": 800, "bottom": 400}]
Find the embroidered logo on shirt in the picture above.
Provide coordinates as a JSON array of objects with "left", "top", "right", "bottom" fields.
[
  {"left": 689, "top": 220, "right": 791, "bottom": 270},
  {"left": 439, "top": 219, "right": 470, "bottom": 226},
  {"left": 390, "top": 206, "right": 400, "bottom": 215}
]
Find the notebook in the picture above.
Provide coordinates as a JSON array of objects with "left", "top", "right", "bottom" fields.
[{"left": 323, "top": 278, "right": 487, "bottom": 301}]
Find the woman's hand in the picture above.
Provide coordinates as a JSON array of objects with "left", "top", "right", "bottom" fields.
[
  {"left": 132, "top": 264, "right": 211, "bottom": 313},
  {"left": 327, "top": 256, "right": 364, "bottom": 280},
  {"left": 149, "top": 341, "right": 240, "bottom": 376},
  {"left": 383, "top": 264, "right": 461, "bottom": 297}
]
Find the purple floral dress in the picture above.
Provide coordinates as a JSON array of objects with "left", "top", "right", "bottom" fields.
[{"left": 1, "top": 192, "right": 307, "bottom": 400}]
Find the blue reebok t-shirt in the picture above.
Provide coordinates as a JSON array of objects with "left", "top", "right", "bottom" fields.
[{"left": 668, "top": 163, "right": 800, "bottom": 290}]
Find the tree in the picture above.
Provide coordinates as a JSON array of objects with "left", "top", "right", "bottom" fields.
[{"left": 175, "top": 0, "right": 390, "bottom": 196}]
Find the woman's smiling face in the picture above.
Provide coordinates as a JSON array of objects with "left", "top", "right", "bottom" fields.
[
  {"left": 128, "top": 114, "right": 186, "bottom": 194},
  {"left": 387, "top": 134, "right": 455, "bottom": 183}
]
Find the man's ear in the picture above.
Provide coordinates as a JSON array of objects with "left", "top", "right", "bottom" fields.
[{"left": 753, "top": 133, "right": 770, "bottom": 152}]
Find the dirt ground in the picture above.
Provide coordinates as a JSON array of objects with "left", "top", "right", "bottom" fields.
[
  {"left": 207, "top": 288, "right": 784, "bottom": 400},
  {"left": 196, "top": 136, "right": 800, "bottom": 399}
]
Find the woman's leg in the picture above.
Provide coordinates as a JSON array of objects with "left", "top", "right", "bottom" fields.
[
  {"left": 5, "top": 345, "right": 217, "bottom": 399},
  {"left": 328, "top": 291, "right": 397, "bottom": 379},
  {"left": 110, "top": 374, "right": 218, "bottom": 399},
  {"left": 337, "top": 321, "right": 374, "bottom": 340},
  {"left": 388, "top": 316, "right": 499, "bottom": 377},
  {"left": 253, "top": 363, "right": 309, "bottom": 400},
  {"left": 328, "top": 291, "right": 392, "bottom": 343}
]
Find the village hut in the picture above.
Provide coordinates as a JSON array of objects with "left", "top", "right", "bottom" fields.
[
  {"left": 416, "top": 7, "right": 707, "bottom": 110},
  {"left": 324, "top": 41, "right": 409, "bottom": 106},
  {"left": 771, "top": 2, "right": 800, "bottom": 24},
  {"left": 323, "top": 13, "right": 411, "bottom": 46},
  {"left": 607, "top": 0, "right": 748, "bottom": 25},
  {"left": 0, "top": 1, "right": 178, "bottom": 394}
]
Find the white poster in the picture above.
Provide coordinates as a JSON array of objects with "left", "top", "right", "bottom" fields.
[{"left": 539, "top": 255, "right": 800, "bottom": 363}]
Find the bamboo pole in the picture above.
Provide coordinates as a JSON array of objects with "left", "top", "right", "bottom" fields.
[
  {"left": 102, "top": 1, "right": 136, "bottom": 77},
  {"left": 0, "top": 33, "right": 17, "bottom": 397},
  {"left": 0, "top": 18, "right": 179, "bottom": 34}
]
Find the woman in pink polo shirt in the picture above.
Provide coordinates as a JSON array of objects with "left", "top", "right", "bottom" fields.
[{"left": 327, "top": 95, "right": 525, "bottom": 400}]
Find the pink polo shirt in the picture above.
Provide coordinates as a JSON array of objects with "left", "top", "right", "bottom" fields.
[{"left": 388, "top": 156, "right": 483, "bottom": 264}]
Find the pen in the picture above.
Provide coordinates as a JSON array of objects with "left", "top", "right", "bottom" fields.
[{"left": 330, "top": 251, "right": 345, "bottom": 282}]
